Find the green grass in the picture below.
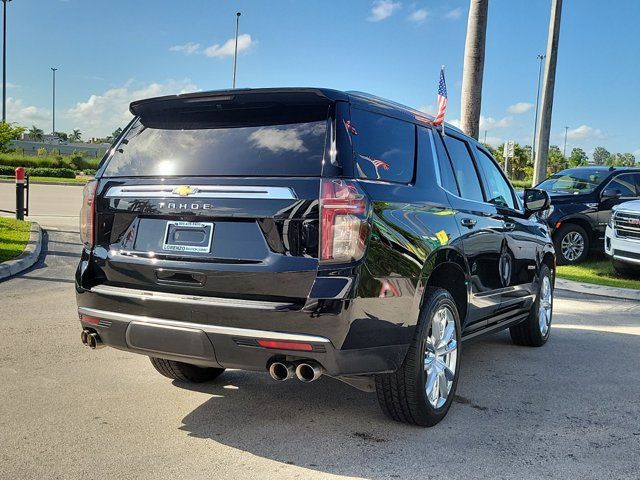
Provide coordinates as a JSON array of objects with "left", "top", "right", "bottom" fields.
[
  {"left": 0, "top": 151, "right": 101, "bottom": 170},
  {"left": 0, "top": 217, "right": 31, "bottom": 263},
  {"left": 557, "top": 257, "right": 640, "bottom": 290},
  {"left": 0, "top": 175, "right": 88, "bottom": 184}
]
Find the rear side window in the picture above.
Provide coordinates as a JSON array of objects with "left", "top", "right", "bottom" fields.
[
  {"left": 442, "top": 135, "right": 484, "bottom": 202},
  {"left": 351, "top": 109, "right": 415, "bottom": 183},
  {"left": 431, "top": 131, "right": 460, "bottom": 195},
  {"left": 102, "top": 115, "right": 328, "bottom": 177},
  {"left": 606, "top": 173, "right": 640, "bottom": 197},
  {"left": 474, "top": 148, "right": 516, "bottom": 209}
]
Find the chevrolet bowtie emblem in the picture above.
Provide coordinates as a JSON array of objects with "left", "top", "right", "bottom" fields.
[{"left": 172, "top": 185, "right": 198, "bottom": 197}]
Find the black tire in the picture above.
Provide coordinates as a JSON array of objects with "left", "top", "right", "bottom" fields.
[
  {"left": 554, "top": 224, "right": 589, "bottom": 265},
  {"left": 613, "top": 260, "right": 638, "bottom": 278},
  {"left": 149, "top": 357, "right": 225, "bottom": 383},
  {"left": 510, "top": 264, "right": 553, "bottom": 347},
  {"left": 375, "top": 288, "right": 462, "bottom": 427}
]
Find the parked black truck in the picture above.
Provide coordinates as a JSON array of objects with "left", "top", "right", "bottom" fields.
[
  {"left": 535, "top": 166, "right": 640, "bottom": 264},
  {"left": 76, "top": 88, "right": 555, "bottom": 426}
]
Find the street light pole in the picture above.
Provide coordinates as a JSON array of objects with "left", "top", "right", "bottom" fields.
[
  {"left": 232, "top": 12, "right": 241, "bottom": 88},
  {"left": 51, "top": 67, "right": 57, "bottom": 134},
  {"left": 2, "top": 0, "right": 11, "bottom": 123},
  {"left": 531, "top": 54, "right": 546, "bottom": 164},
  {"left": 563, "top": 125, "right": 569, "bottom": 157}
]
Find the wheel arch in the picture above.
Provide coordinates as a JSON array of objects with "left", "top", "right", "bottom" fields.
[{"left": 419, "top": 247, "right": 469, "bottom": 324}]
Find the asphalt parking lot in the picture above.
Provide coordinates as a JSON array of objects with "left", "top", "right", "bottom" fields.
[{"left": 1, "top": 183, "right": 639, "bottom": 479}]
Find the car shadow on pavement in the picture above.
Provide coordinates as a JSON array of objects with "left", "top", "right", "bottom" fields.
[{"left": 175, "top": 325, "right": 640, "bottom": 479}]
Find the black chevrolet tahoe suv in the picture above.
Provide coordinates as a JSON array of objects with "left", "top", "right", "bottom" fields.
[
  {"left": 76, "top": 88, "right": 555, "bottom": 426},
  {"left": 535, "top": 166, "right": 640, "bottom": 264}
]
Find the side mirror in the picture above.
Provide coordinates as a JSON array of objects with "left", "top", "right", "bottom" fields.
[
  {"left": 601, "top": 188, "right": 621, "bottom": 200},
  {"left": 524, "top": 188, "right": 550, "bottom": 212}
]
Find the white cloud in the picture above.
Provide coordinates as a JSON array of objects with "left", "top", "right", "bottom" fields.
[
  {"left": 448, "top": 118, "right": 461, "bottom": 128},
  {"left": 480, "top": 115, "right": 513, "bottom": 130},
  {"left": 6, "top": 97, "right": 50, "bottom": 128},
  {"left": 408, "top": 8, "right": 428, "bottom": 24},
  {"left": 169, "top": 41, "right": 201, "bottom": 55},
  {"left": 484, "top": 136, "right": 504, "bottom": 147},
  {"left": 566, "top": 124, "right": 604, "bottom": 140},
  {"left": 507, "top": 102, "right": 534, "bottom": 114},
  {"left": 249, "top": 127, "right": 307, "bottom": 153},
  {"left": 444, "top": 7, "right": 463, "bottom": 19},
  {"left": 204, "top": 34, "right": 254, "bottom": 58},
  {"left": 368, "top": 0, "right": 401, "bottom": 22},
  {"left": 65, "top": 79, "right": 198, "bottom": 137}
]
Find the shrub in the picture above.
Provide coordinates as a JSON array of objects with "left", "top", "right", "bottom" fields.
[
  {"left": 0, "top": 165, "right": 76, "bottom": 178},
  {"left": 37, "top": 147, "right": 48, "bottom": 157}
]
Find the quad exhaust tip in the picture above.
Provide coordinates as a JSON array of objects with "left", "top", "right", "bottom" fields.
[
  {"left": 81, "top": 329, "right": 104, "bottom": 350},
  {"left": 268, "top": 361, "right": 295, "bottom": 381},
  {"left": 295, "top": 362, "right": 323, "bottom": 383}
]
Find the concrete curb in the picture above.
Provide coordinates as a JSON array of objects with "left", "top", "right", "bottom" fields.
[
  {"left": 0, "top": 222, "right": 42, "bottom": 281},
  {"left": 555, "top": 278, "right": 640, "bottom": 302}
]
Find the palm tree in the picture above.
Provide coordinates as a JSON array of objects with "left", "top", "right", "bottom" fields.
[
  {"left": 28, "top": 125, "right": 44, "bottom": 142},
  {"left": 460, "top": 0, "right": 489, "bottom": 140},
  {"left": 69, "top": 129, "right": 82, "bottom": 142}
]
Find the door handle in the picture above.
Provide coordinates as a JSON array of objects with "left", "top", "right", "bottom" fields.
[
  {"left": 504, "top": 222, "right": 516, "bottom": 231},
  {"left": 460, "top": 218, "right": 477, "bottom": 228}
]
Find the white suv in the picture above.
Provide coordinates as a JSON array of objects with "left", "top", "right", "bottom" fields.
[{"left": 605, "top": 200, "right": 640, "bottom": 275}]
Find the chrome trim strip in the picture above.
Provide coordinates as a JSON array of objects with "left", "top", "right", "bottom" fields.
[
  {"left": 613, "top": 255, "right": 640, "bottom": 265},
  {"left": 78, "top": 307, "right": 332, "bottom": 344},
  {"left": 90, "top": 284, "right": 292, "bottom": 310},
  {"left": 105, "top": 185, "right": 297, "bottom": 200}
]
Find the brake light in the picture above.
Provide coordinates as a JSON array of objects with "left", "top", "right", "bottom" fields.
[
  {"left": 80, "top": 180, "right": 97, "bottom": 249},
  {"left": 320, "top": 179, "right": 369, "bottom": 262}
]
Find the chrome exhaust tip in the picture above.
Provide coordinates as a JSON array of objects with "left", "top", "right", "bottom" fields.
[
  {"left": 87, "top": 332, "right": 104, "bottom": 350},
  {"left": 80, "top": 329, "right": 90, "bottom": 346},
  {"left": 295, "top": 362, "right": 324, "bottom": 383},
  {"left": 268, "top": 362, "right": 295, "bottom": 381}
]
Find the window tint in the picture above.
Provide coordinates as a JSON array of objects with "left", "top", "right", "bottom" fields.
[
  {"left": 606, "top": 173, "right": 639, "bottom": 197},
  {"left": 442, "top": 136, "right": 484, "bottom": 202},
  {"left": 351, "top": 109, "right": 415, "bottom": 183},
  {"left": 431, "top": 131, "right": 459, "bottom": 195},
  {"left": 102, "top": 116, "right": 328, "bottom": 177},
  {"left": 474, "top": 148, "right": 516, "bottom": 209}
]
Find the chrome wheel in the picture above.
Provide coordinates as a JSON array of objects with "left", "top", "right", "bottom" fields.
[
  {"left": 560, "top": 231, "right": 585, "bottom": 262},
  {"left": 538, "top": 275, "right": 553, "bottom": 336},
  {"left": 424, "top": 306, "right": 458, "bottom": 409}
]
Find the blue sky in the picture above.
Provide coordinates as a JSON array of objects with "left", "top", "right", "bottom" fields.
[{"left": 5, "top": 0, "right": 639, "bottom": 157}]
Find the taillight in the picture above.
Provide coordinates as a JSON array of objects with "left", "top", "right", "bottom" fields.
[
  {"left": 80, "top": 180, "right": 97, "bottom": 249},
  {"left": 320, "top": 179, "right": 369, "bottom": 262}
]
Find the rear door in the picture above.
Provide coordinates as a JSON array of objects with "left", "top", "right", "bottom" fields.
[
  {"left": 472, "top": 145, "right": 541, "bottom": 312},
  {"left": 93, "top": 94, "right": 346, "bottom": 303},
  {"left": 435, "top": 133, "right": 505, "bottom": 327}
]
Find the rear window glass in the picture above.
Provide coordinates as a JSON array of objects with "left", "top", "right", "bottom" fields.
[
  {"left": 351, "top": 109, "right": 415, "bottom": 183},
  {"left": 102, "top": 117, "right": 328, "bottom": 177}
]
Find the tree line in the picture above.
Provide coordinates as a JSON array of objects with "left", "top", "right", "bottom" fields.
[{"left": 483, "top": 142, "right": 637, "bottom": 183}]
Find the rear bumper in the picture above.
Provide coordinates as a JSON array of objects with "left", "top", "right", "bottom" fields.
[{"left": 75, "top": 284, "right": 412, "bottom": 377}]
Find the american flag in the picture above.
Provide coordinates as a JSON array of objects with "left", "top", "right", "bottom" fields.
[
  {"left": 372, "top": 159, "right": 390, "bottom": 170},
  {"left": 433, "top": 66, "right": 447, "bottom": 126}
]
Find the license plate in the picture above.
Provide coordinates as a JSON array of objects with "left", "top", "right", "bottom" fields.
[{"left": 162, "top": 221, "right": 214, "bottom": 253}]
